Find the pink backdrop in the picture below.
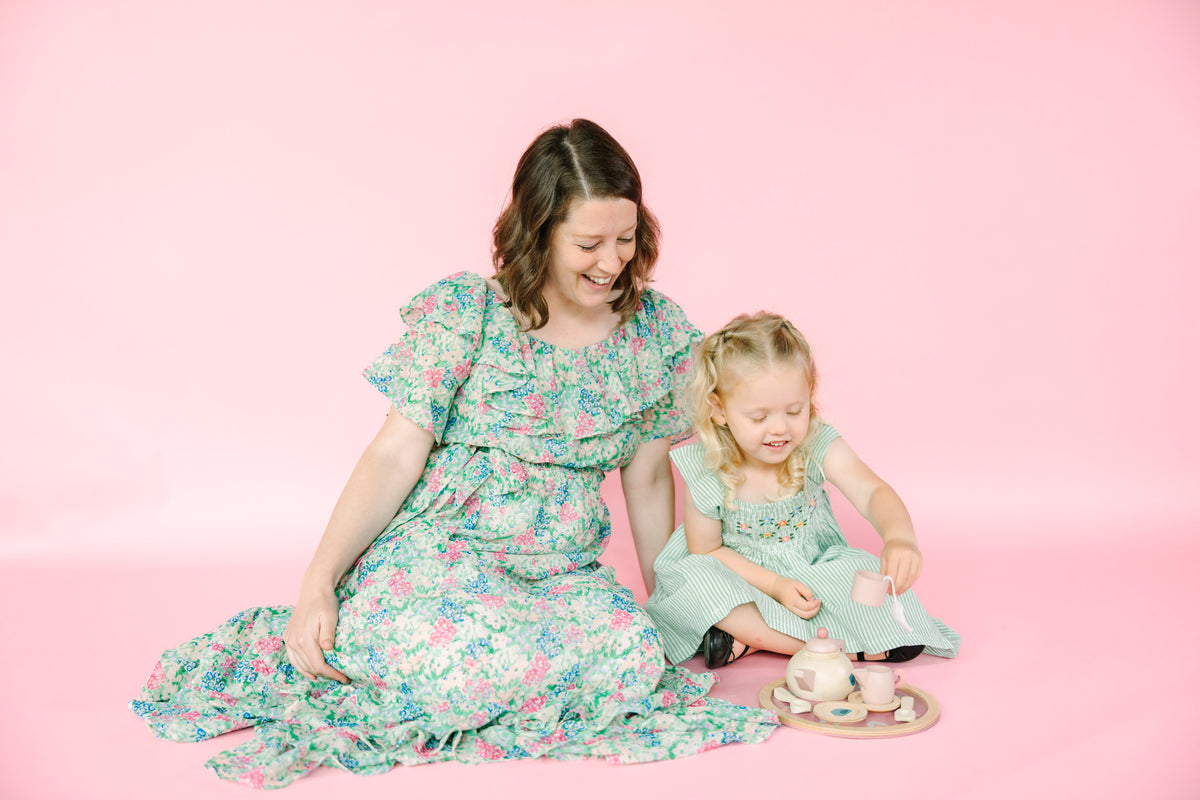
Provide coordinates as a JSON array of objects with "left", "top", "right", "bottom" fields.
[{"left": 2, "top": 1, "right": 1198, "bottom": 798}]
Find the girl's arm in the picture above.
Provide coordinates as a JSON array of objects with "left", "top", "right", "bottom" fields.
[
  {"left": 682, "top": 486, "right": 821, "bottom": 619},
  {"left": 284, "top": 409, "right": 434, "bottom": 682},
  {"left": 620, "top": 437, "right": 675, "bottom": 595},
  {"left": 822, "top": 437, "right": 923, "bottom": 594}
]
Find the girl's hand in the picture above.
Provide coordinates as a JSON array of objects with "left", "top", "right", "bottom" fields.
[
  {"left": 880, "top": 539, "right": 923, "bottom": 595},
  {"left": 284, "top": 583, "right": 350, "bottom": 684},
  {"left": 771, "top": 576, "right": 822, "bottom": 619}
]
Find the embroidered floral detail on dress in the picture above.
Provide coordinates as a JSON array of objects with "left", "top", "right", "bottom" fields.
[{"left": 755, "top": 497, "right": 814, "bottom": 542}]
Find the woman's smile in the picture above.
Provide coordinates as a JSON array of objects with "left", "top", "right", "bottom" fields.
[{"left": 543, "top": 197, "right": 638, "bottom": 313}]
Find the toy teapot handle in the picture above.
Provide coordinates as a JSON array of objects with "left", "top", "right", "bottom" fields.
[{"left": 881, "top": 578, "right": 915, "bottom": 633}]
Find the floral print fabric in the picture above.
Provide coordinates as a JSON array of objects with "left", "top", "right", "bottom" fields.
[{"left": 130, "top": 272, "right": 778, "bottom": 787}]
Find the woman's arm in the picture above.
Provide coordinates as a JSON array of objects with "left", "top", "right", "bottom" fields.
[
  {"left": 822, "top": 437, "right": 923, "bottom": 594},
  {"left": 619, "top": 437, "right": 675, "bottom": 595},
  {"left": 283, "top": 409, "right": 434, "bottom": 682},
  {"left": 683, "top": 487, "right": 821, "bottom": 619}
]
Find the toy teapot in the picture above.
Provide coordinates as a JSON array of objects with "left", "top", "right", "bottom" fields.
[{"left": 785, "top": 628, "right": 854, "bottom": 702}]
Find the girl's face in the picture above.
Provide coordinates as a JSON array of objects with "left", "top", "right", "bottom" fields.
[
  {"left": 541, "top": 197, "right": 638, "bottom": 316},
  {"left": 712, "top": 361, "right": 812, "bottom": 471}
]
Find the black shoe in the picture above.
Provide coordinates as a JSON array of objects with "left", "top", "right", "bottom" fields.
[
  {"left": 854, "top": 645, "right": 925, "bottom": 663},
  {"left": 702, "top": 626, "right": 751, "bottom": 669}
]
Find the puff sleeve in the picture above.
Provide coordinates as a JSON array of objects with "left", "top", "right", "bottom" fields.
[
  {"left": 631, "top": 290, "right": 703, "bottom": 444},
  {"left": 805, "top": 422, "right": 841, "bottom": 484},
  {"left": 362, "top": 272, "right": 488, "bottom": 444},
  {"left": 668, "top": 444, "right": 726, "bottom": 521}
]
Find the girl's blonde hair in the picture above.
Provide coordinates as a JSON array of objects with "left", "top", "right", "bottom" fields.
[{"left": 690, "top": 312, "right": 821, "bottom": 508}]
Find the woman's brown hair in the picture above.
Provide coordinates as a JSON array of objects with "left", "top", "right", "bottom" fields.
[{"left": 491, "top": 119, "right": 660, "bottom": 330}]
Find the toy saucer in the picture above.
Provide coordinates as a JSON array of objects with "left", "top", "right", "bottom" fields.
[
  {"left": 759, "top": 679, "right": 940, "bottom": 739},
  {"left": 847, "top": 691, "right": 901, "bottom": 712},
  {"left": 813, "top": 701, "right": 868, "bottom": 723}
]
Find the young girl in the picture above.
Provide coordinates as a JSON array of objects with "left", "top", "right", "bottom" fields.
[{"left": 645, "top": 313, "right": 960, "bottom": 668}]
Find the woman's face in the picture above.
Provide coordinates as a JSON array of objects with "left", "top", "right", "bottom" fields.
[{"left": 541, "top": 197, "right": 638, "bottom": 316}]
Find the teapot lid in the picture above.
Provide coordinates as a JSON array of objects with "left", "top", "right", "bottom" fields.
[{"left": 804, "top": 628, "right": 845, "bottom": 654}]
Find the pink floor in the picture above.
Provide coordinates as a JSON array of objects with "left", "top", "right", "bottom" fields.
[
  {"left": 3, "top": 518, "right": 1196, "bottom": 799},
  {"left": 2, "top": 1, "right": 1197, "bottom": 796}
]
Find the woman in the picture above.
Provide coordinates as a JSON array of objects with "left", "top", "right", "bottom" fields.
[{"left": 130, "top": 119, "right": 777, "bottom": 788}]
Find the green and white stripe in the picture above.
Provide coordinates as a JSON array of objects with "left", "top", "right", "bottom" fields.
[{"left": 645, "top": 425, "right": 960, "bottom": 664}]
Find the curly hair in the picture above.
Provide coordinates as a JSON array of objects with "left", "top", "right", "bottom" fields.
[
  {"left": 491, "top": 119, "right": 660, "bottom": 330},
  {"left": 689, "top": 312, "right": 822, "bottom": 508}
]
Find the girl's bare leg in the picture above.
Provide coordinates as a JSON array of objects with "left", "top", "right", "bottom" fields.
[
  {"left": 713, "top": 603, "right": 805, "bottom": 657},
  {"left": 714, "top": 603, "right": 890, "bottom": 660}
]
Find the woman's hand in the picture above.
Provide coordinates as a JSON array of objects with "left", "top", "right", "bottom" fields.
[
  {"left": 880, "top": 539, "right": 923, "bottom": 595},
  {"left": 771, "top": 575, "right": 822, "bottom": 619},
  {"left": 280, "top": 410, "right": 434, "bottom": 685},
  {"left": 284, "top": 582, "right": 350, "bottom": 683}
]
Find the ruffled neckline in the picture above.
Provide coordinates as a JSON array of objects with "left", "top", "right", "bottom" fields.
[
  {"left": 370, "top": 270, "right": 700, "bottom": 460},
  {"left": 442, "top": 271, "right": 696, "bottom": 441},
  {"left": 478, "top": 276, "right": 638, "bottom": 356}
]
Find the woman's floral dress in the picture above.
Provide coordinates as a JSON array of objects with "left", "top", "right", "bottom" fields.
[{"left": 129, "top": 271, "right": 778, "bottom": 788}]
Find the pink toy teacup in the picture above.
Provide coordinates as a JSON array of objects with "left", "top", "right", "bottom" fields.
[
  {"left": 851, "top": 570, "right": 889, "bottom": 606},
  {"left": 851, "top": 569, "right": 914, "bottom": 632},
  {"left": 852, "top": 664, "right": 903, "bottom": 705}
]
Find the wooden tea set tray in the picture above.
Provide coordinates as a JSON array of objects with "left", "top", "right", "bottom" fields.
[{"left": 759, "top": 679, "right": 940, "bottom": 738}]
